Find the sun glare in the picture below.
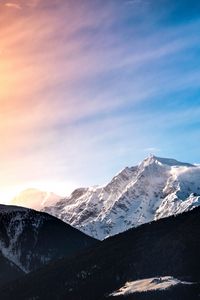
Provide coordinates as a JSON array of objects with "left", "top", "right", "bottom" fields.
[{"left": 0, "top": 181, "right": 77, "bottom": 205}]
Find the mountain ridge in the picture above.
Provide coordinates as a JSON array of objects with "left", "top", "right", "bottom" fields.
[
  {"left": 43, "top": 156, "right": 200, "bottom": 240},
  {"left": 0, "top": 204, "right": 97, "bottom": 274},
  {"left": 1, "top": 206, "right": 200, "bottom": 300}
]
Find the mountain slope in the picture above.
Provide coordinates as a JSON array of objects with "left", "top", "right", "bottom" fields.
[
  {"left": 11, "top": 188, "right": 60, "bottom": 210},
  {"left": 0, "top": 204, "right": 97, "bottom": 274},
  {"left": 0, "top": 253, "right": 24, "bottom": 287},
  {"left": 1, "top": 207, "right": 200, "bottom": 300},
  {"left": 44, "top": 155, "right": 200, "bottom": 239}
]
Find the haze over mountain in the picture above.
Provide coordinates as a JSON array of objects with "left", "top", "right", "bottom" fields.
[
  {"left": 11, "top": 188, "right": 61, "bottom": 211},
  {"left": 44, "top": 156, "right": 200, "bottom": 240}
]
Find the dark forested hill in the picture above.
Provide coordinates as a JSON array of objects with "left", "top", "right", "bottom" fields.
[
  {"left": 0, "top": 204, "right": 97, "bottom": 287},
  {"left": 0, "top": 206, "right": 200, "bottom": 299},
  {"left": 0, "top": 254, "right": 24, "bottom": 287}
]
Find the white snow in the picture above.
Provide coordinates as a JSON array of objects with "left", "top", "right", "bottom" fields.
[
  {"left": 42, "top": 155, "right": 200, "bottom": 240},
  {"left": 0, "top": 212, "right": 29, "bottom": 272},
  {"left": 110, "top": 276, "right": 194, "bottom": 296}
]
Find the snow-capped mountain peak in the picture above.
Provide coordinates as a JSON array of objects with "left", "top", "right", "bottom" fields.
[
  {"left": 43, "top": 156, "right": 200, "bottom": 240},
  {"left": 140, "top": 155, "right": 195, "bottom": 168}
]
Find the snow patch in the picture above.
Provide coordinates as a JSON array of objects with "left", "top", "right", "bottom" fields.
[
  {"left": 110, "top": 276, "right": 194, "bottom": 296},
  {"left": 0, "top": 208, "right": 44, "bottom": 272}
]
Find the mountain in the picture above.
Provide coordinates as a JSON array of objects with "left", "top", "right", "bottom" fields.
[
  {"left": 1, "top": 206, "right": 200, "bottom": 300},
  {"left": 11, "top": 188, "right": 60, "bottom": 211},
  {"left": 0, "top": 204, "right": 97, "bottom": 275},
  {"left": 0, "top": 253, "right": 24, "bottom": 288},
  {"left": 43, "top": 155, "right": 200, "bottom": 240}
]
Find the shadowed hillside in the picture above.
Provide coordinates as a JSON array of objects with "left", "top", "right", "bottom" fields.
[
  {"left": 0, "top": 207, "right": 199, "bottom": 299},
  {"left": 0, "top": 205, "right": 97, "bottom": 286}
]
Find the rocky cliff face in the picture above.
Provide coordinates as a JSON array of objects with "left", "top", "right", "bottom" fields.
[{"left": 44, "top": 156, "right": 200, "bottom": 240}]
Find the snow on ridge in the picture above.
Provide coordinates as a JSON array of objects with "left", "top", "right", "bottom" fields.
[
  {"left": 43, "top": 156, "right": 200, "bottom": 240},
  {"left": 0, "top": 208, "right": 45, "bottom": 272},
  {"left": 150, "top": 155, "right": 195, "bottom": 167},
  {"left": 110, "top": 276, "right": 194, "bottom": 296},
  {"left": 0, "top": 211, "right": 30, "bottom": 273}
]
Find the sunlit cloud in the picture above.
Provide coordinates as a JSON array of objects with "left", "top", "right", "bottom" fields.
[{"left": 4, "top": 2, "right": 22, "bottom": 9}]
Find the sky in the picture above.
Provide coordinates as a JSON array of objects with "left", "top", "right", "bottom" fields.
[{"left": 1, "top": 0, "right": 200, "bottom": 202}]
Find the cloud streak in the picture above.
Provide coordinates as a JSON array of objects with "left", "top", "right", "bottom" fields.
[
  {"left": 1, "top": 0, "right": 200, "bottom": 201},
  {"left": 4, "top": 2, "right": 22, "bottom": 9}
]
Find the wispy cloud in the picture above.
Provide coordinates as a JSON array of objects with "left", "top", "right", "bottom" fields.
[
  {"left": 4, "top": 2, "right": 21, "bottom": 9},
  {"left": 1, "top": 0, "right": 200, "bottom": 199},
  {"left": 126, "top": 0, "right": 148, "bottom": 5},
  {"left": 144, "top": 148, "right": 161, "bottom": 154}
]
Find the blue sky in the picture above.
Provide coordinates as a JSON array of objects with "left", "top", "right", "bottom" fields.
[{"left": 0, "top": 0, "right": 200, "bottom": 200}]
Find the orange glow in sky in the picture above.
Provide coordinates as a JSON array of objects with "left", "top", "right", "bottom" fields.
[{"left": 1, "top": 0, "right": 200, "bottom": 203}]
